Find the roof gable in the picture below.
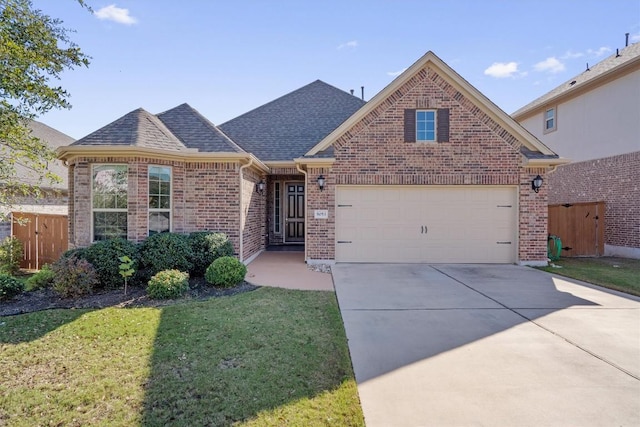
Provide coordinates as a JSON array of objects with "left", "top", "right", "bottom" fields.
[
  {"left": 513, "top": 42, "right": 640, "bottom": 119},
  {"left": 307, "top": 51, "right": 557, "bottom": 159},
  {"left": 157, "top": 103, "right": 245, "bottom": 153},
  {"left": 219, "top": 80, "right": 366, "bottom": 161},
  {"left": 71, "top": 108, "right": 187, "bottom": 151}
]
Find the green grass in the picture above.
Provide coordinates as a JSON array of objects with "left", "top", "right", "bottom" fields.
[
  {"left": 539, "top": 257, "right": 640, "bottom": 296},
  {"left": 0, "top": 288, "right": 364, "bottom": 426}
]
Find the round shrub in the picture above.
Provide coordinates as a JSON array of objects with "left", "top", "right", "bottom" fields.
[
  {"left": 139, "top": 233, "right": 193, "bottom": 278},
  {"left": 25, "top": 264, "right": 55, "bottom": 290},
  {"left": 147, "top": 269, "right": 189, "bottom": 300},
  {"left": 51, "top": 256, "right": 99, "bottom": 298},
  {"left": 83, "top": 238, "right": 139, "bottom": 289},
  {"left": 0, "top": 274, "right": 24, "bottom": 301},
  {"left": 205, "top": 256, "right": 247, "bottom": 288},
  {"left": 189, "top": 231, "right": 234, "bottom": 277}
]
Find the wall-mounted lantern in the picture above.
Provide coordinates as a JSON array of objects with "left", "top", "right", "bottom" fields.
[
  {"left": 256, "top": 179, "right": 266, "bottom": 194},
  {"left": 531, "top": 175, "right": 543, "bottom": 193},
  {"left": 317, "top": 175, "right": 326, "bottom": 191}
]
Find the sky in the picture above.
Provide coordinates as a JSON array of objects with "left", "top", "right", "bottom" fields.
[{"left": 31, "top": 0, "right": 640, "bottom": 140}]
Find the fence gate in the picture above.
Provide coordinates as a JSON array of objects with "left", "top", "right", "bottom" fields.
[
  {"left": 548, "top": 202, "right": 605, "bottom": 257},
  {"left": 12, "top": 213, "right": 68, "bottom": 270}
]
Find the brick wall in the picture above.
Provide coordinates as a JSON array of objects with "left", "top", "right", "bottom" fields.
[
  {"left": 306, "top": 64, "right": 549, "bottom": 263},
  {"left": 548, "top": 151, "right": 640, "bottom": 251}
]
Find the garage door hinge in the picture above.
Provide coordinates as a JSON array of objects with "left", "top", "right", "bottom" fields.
[
  {"left": 337, "top": 240, "right": 352, "bottom": 244},
  {"left": 337, "top": 204, "right": 352, "bottom": 207},
  {"left": 496, "top": 241, "right": 512, "bottom": 244}
]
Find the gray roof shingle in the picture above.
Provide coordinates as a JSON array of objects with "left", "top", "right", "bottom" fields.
[
  {"left": 513, "top": 42, "right": 640, "bottom": 117},
  {"left": 157, "top": 103, "right": 245, "bottom": 153},
  {"left": 219, "top": 80, "right": 366, "bottom": 161},
  {"left": 71, "top": 108, "right": 187, "bottom": 151}
]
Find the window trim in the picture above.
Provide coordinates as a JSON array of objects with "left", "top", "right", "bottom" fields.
[
  {"left": 148, "top": 165, "right": 172, "bottom": 235},
  {"left": 416, "top": 109, "right": 437, "bottom": 142},
  {"left": 544, "top": 107, "right": 557, "bottom": 133},
  {"left": 91, "top": 164, "right": 128, "bottom": 242}
]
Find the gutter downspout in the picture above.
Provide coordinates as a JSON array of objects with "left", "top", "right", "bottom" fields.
[
  {"left": 239, "top": 157, "right": 254, "bottom": 262},
  {"left": 295, "top": 163, "right": 308, "bottom": 263}
]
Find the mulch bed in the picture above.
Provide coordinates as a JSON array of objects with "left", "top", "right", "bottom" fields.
[{"left": 0, "top": 277, "right": 259, "bottom": 317}]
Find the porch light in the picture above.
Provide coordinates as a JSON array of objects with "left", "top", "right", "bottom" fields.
[
  {"left": 317, "top": 175, "right": 326, "bottom": 191},
  {"left": 256, "top": 179, "right": 266, "bottom": 194},
  {"left": 531, "top": 175, "right": 543, "bottom": 193}
]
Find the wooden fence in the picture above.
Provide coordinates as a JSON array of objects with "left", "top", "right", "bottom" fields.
[
  {"left": 12, "top": 213, "right": 68, "bottom": 270},
  {"left": 548, "top": 202, "right": 605, "bottom": 257}
]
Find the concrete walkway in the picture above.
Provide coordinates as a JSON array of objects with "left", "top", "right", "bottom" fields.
[
  {"left": 333, "top": 263, "right": 640, "bottom": 426},
  {"left": 245, "top": 251, "right": 334, "bottom": 291}
]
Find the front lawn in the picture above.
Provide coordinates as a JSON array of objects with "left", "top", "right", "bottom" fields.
[
  {"left": 0, "top": 287, "right": 364, "bottom": 426},
  {"left": 539, "top": 257, "right": 640, "bottom": 296}
]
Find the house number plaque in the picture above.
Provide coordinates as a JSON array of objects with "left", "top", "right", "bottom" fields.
[{"left": 314, "top": 210, "right": 329, "bottom": 219}]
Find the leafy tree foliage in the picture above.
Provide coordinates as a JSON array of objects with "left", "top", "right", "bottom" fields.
[{"left": 0, "top": 0, "right": 89, "bottom": 219}]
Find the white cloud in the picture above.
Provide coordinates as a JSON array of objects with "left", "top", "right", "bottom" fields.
[
  {"left": 631, "top": 33, "right": 640, "bottom": 43},
  {"left": 95, "top": 5, "right": 137, "bottom": 25},
  {"left": 534, "top": 57, "right": 565, "bottom": 73},
  {"left": 561, "top": 50, "right": 584, "bottom": 59},
  {"left": 387, "top": 68, "right": 406, "bottom": 77},
  {"left": 587, "top": 46, "right": 611, "bottom": 57},
  {"left": 483, "top": 62, "right": 519, "bottom": 78},
  {"left": 337, "top": 40, "right": 358, "bottom": 50}
]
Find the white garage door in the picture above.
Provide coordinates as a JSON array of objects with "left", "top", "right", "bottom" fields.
[{"left": 335, "top": 186, "right": 517, "bottom": 263}]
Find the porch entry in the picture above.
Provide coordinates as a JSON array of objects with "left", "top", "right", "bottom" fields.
[{"left": 285, "top": 182, "right": 305, "bottom": 243}]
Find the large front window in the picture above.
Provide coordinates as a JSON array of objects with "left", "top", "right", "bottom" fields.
[
  {"left": 148, "top": 166, "right": 171, "bottom": 235},
  {"left": 92, "top": 165, "right": 128, "bottom": 241}
]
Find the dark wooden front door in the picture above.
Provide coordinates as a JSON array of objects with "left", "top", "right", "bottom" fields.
[{"left": 285, "top": 182, "right": 305, "bottom": 243}]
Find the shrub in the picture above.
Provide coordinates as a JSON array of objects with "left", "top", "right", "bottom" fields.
[
  {"left": 0, "top": 274, "right": 24, "bottom": 301},
  {"left": 189, "top": 231, "right": 234, "bottom": 277},
  {"left": 83, "top": 238, "right": 139, "bottom": 289},
  {"left": 139, "top": 233, "right": 193, "bottom": 278},
  {"left": 205, "top": 256, "right": 247, "bottom": 288},
  {"left": 147, "top": 269, "right": 189, "bottom": 299},
  {"left": 0, "top": 237, "right": 23, "bottom": 276},
  {"left": 25, "top": 264, "right": 55, "bottom": 290},
  {"left": 51, "top": 256, "right": 99, "bottom": 298},
  {"left": 60, "top": 247, "right": 88, "bottom": 260}
]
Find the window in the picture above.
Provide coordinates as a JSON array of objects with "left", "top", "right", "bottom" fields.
[
  {"left": 92, "top": 165, "right": 128, "bottom": 241},
  {"left": 148, "top": 166, "right": 171, "bottom": 235},
  {"left": 273, "top": 181, "right": 281, "bottom": 234},
  {"left": 416, "top": 110, "right": 436, "bottom": 142},
  {"left": 544, "top": 107, "right": 556, "bottom": 133}
]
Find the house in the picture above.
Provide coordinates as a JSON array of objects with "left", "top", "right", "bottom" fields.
[
  {"left": 513, "top": 41, "right": 640, "bottom": 259},
  {"left": 57, "top": 51, "right": 565, "bottom": 266}
]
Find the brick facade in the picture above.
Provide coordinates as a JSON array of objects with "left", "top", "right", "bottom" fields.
[
  {"left": 304, "top": 64, "right": 550, "bottom": 263},
  {"left": 548, "top": 151, "right": 640, "bottom": 254}
]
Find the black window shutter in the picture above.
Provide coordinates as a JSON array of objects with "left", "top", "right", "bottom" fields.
[
  {"left": 437, "top": 108, "right": 449, "bottom": 142},
  {"left": 437, "top": 108, "right": 450, "bottom": 142},
  {"left": 404, "top": 109, "right": 416, "bottom": 142}
]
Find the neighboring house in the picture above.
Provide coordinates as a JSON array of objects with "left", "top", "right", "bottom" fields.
[
  {"left": 57, "top": 52, "right": 564, "bottom": 265},
  {"left": 0, "top": 120, "right": 73, "bottom": 240},
  {"left": 513, "top": 41, "right": 640, "bottom": 258}
]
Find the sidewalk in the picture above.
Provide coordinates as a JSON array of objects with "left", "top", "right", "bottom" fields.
[{"left": 246, "top": 251, "right": 334, "bottom": 291}]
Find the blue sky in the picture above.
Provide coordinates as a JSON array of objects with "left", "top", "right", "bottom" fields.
[{"left": 33, "top": 0, "right": 640, "bottom": 139}]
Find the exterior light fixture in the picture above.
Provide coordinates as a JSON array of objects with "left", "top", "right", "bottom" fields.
[
  {"left": 317, "top": 175, "right": 326, "bottom": 191},
  {"left": 531, "top": 175, "right": 543, "bottom": 193},
  {"left": 256, "top": 179, "right": 266, "bottom": 194}
]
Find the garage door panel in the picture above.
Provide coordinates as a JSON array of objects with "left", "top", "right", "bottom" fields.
[{"left": 336, "top": 186, "right": 517, "bottom": 263}]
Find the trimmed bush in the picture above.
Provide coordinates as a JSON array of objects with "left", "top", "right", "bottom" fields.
[
  {"left": 139, "top": 233, "right": 193, "bottom": 278},
  {"left": 51, "top": 256, "right": 99, "bottom": 298},
  {"left": 83, "top": 238, "right": 139, "bottom": 289},
  {"left": 60, "top": 247, "right": 88, "bottom": 260},
  {"left": 25, "top": 264, "right": 55, "bottom": 290},
  {"left": 189, "top": 231, "right": 234, "bottom": 277},
  {"left": 0, "top": 237, "right": 23, "bottom": 276},
  {"left": 205, "top": 256, "right": 247, "bottom": 288},
  {"left": 147, "top": 269, "right": 189, "bottom": 300},
  {"left": 0, "top": 274, "right": 24, "bottom": 301}
]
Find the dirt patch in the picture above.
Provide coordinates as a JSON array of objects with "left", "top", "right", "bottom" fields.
[{"left": 0, "top": 277, "right": 259, "bottom": 317}]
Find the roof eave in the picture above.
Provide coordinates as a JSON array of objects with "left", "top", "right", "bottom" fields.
[{"left": 523, "top": 157, "right": 570, "bottom": 167}]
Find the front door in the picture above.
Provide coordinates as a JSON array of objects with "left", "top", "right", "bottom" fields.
[{"left": 284, "top": 182, "right": 305, "bottom": 243}]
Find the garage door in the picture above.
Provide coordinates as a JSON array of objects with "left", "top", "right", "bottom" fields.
[{"left": 335, "top": 186, "right": 517, "bottom": 263}]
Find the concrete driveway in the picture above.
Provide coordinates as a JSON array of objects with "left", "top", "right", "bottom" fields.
[{"left": 332, "top": 264, "right": 640, "bottom": 426}]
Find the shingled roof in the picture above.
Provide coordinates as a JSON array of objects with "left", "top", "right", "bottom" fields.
[
  {"left": 219, "top": 80, "right": 366, "bottom": 161},
  {"left": 513, "top": 42, "right": 640, "bottom": 118},
  {"left": 71, "top": 108, "right": 187, "bottom": 151},
  {"left": 157, "top": 103, "right": 245, "bottom": 153}
]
